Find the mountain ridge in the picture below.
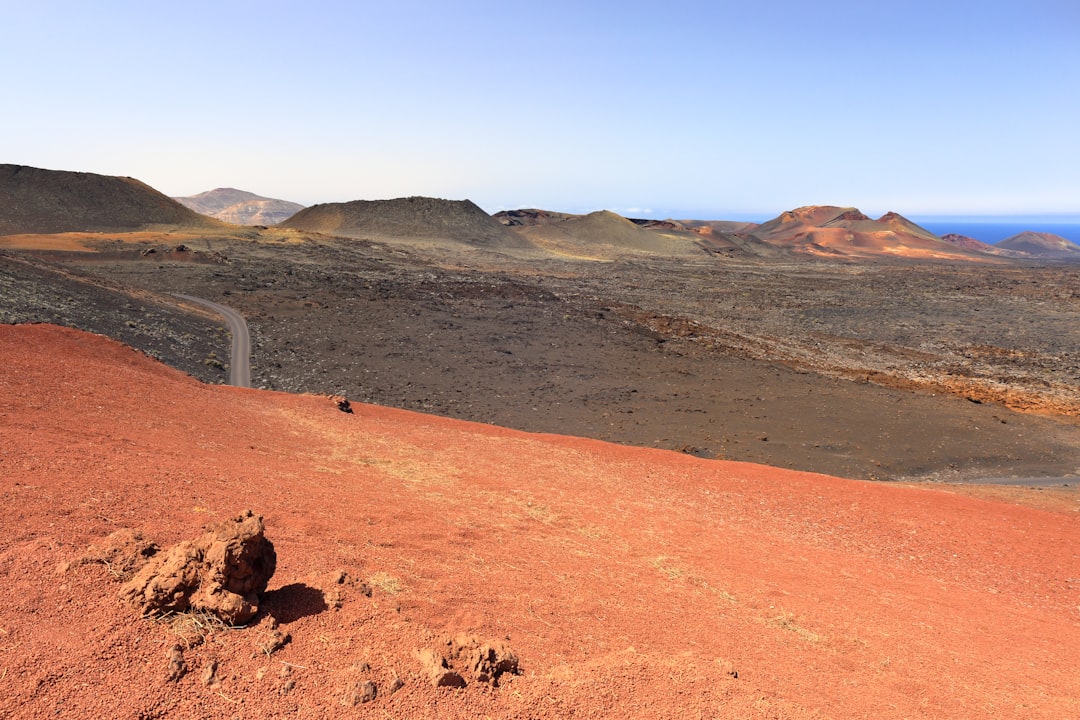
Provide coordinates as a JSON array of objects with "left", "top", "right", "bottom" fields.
[{"left": 173, "top": 187, "right": 304, "bottom": 226}]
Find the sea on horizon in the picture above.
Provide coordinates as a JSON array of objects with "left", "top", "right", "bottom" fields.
[{"left": 915, "top": 221, "right": 1080, "bottom": 246}]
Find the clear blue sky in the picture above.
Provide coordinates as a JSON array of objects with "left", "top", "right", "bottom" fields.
[{"left": 3, "top": 1, "right": 1078, "bottom": 219}]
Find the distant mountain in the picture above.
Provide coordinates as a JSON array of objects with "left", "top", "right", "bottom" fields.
[
  {"left": 667, "top": 219, "right": 760, "bottom": 235},
  {"left": 0, "top": 164, "right": 222, "bottom": 235},
  {"left": 996, "top": 231, "right": 1080, "bottom": 260},
  {"left": 494, "top": 209, "right": 579, "bottom": 226},
  {"left": 749, "top": 206, "right": 988, "bottom": 260},
  {"left": 173, "top": 188, "right": 304, "bottom": 226},
  {"left": 279, "top": 196, "right": 535, "bottom": 251}
]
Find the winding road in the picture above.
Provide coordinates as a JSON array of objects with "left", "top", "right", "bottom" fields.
[{"left": 171, "top": 293, "right": 252, "bottom": 388}]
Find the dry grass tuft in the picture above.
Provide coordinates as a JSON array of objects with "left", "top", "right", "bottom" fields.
[
  {"left": 368, "top": 571, "right": 405, "bottom": 594},
  {"left": 768, "top": 610, "right": 822, "bottom": 643}
]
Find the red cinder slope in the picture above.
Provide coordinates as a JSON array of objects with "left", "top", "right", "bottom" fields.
[
  {"left": 751, "top": 205, "right": 999, "bottom": 260},
  {"left": 1, "top": 324, "right": 1078, "bottom": 719}
]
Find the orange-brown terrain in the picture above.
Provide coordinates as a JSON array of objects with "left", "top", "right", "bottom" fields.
[
  {"left": 4, "top": 164, "right": 1080, "bottom": 717},
  {"left": 2, "top": 323, "right": 1078, "bottom": 719}
]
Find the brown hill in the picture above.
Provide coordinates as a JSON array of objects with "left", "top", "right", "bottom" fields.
[
  {"left": 751, "top": 206, "right": 993, "bottom": 260},
  {"left": 674, "top": 219, "right": 760, "bottom": 235},
  {"left": 174, "top": 188, "right": 304, "bottom": 225},
  {"left": 2, "top": 323, "right": 1079, "bottom": 718},
  {"left": 280, "top": 196, "right": 535, "bottom": 251},
  {"left": 506, "top": 209, "right": 707, "bottom": 258},
  {"left": 940, "top": 232, "right": 995, "bottom": 252},
  {"left": 939, "top": 233, "right": 1030, "bottom": 259},
  {"left": 0, "top": 164, "right": 223, "bottom": 235},
  {"left": 493, "top": 208, "right": 579, "bottom": 226},
  {"left": 997, "top": 231, "right": 1080, "bottom": 260}
]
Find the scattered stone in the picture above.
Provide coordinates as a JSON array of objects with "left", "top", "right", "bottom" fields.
[
  {"left": 166, "top": 644, "right": 186, "bottom": 682},
  {"left": 387, "top": 674, "right": 405, "bottom": 695},
  {"left": 201, "top": 659, "right": 218, "bottom": 686},
  {"left": 119, "top": 510, "right": 276, "bottom": 625},
  {"left": 279, "top": 679, "right": 295, "bottom": 696},
  {"left": 330, "top": 395, "right": 353, "bottom": 414},
  {"left": 340, "top": 680, "right": 378, "bottom": 706},
  {"left": 259, "top": 628, "right": 291, "bottom": 657},
  {"left": 716, "top": 658, "right": 738, "bottom": 679}
]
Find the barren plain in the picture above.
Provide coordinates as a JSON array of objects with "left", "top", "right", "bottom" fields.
[{"left": 8, "top": 229, "right": 1078, "bottom": 483}]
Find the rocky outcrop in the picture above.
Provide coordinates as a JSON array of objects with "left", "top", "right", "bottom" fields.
[
  {"left": 417, "top": 634, "right": 520, "bottom": 688},
  {"left": 120, "top": 510, "right": 276, "bottom": 624}
]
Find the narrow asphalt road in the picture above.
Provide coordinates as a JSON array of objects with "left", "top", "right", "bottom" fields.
[{"left": 171, "top": 293, "right": 252, "bottom": 388}]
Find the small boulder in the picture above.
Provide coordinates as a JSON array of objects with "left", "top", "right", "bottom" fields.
[{"left": 119, "top": 510, "right": 276, "bottom": 625}]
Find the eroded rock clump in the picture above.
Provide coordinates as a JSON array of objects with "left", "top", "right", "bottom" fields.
[
  {"left": 119, "top": 510, "right": 276, "bottom": 625},
  {"left": 418, "top": 633, "right": 520, "bottom": 688}
]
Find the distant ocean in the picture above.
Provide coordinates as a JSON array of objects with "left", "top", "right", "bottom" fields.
[{"left": 915, "top": 221, "right": 1080, "bottom": 246}]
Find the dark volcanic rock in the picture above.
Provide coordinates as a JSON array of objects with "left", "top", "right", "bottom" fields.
[
  {"left": 493, "top": 208, "right": 579, "bottom": 226},
  {"left": 0, "top": 251, "right": 228, "bottom": 385}
]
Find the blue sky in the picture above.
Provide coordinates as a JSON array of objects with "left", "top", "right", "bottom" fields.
[{"left": 3, "top": 1, "right": 1078, "bottom": 219}]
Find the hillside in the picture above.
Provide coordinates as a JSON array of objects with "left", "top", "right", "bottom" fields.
[
  {"left": 497, "top": 209, "right": 773, "bottom": 257},
  {"left": 0, "top": 164, "right": 223, "bottom": 235},
  {"left": 750, "top": 206, "right": 990, "bottom": 260},
  {"left": 503, "top": 209, "right": 707, "bottom": 258},
  {"left": 493, "top": 208, "right": 579, "bottom": 226},
  {"left": 940, "top": 232, "right": 995, "bottom": 252},
  {"left": 174, "top": 188, "right": 304, "bottom": 225},
  {"left": 280, "top": 196, "right": 535, "bottom": 251},
  {"left": 997, "top": 231, "right": 1080, "bottom": 260},
  {"left": 2, "top": 323, "right": 1078, "bottom": 718}
]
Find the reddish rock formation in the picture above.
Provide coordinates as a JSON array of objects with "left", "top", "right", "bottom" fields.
[{"left": 119, "top": 510, "right": 276, "bottom": 624}]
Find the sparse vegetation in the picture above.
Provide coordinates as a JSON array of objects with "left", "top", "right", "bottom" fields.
[
  {"left": 768, "top": 610, "right": 823, "bottom": 643},
  {"left": 368, "top": 571, "right": 404, "bottom": 594}
]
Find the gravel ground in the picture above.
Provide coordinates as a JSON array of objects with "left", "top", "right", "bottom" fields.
[{"left": 11, "top": 234, "right": 1074, "bottom": 483}]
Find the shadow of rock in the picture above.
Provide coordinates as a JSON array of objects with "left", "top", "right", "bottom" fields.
[{"left": 261, "top": 583, "right": 328, "bottom": 624}]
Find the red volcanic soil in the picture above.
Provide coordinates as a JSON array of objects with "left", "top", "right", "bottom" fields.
[{"left": 2, "top": 325, "right": 1079, "bottom": 719}]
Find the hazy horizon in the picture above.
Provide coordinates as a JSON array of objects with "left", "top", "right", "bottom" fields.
[{"left": 3, "top": 2, "right": 1077, "bottom": 217}]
